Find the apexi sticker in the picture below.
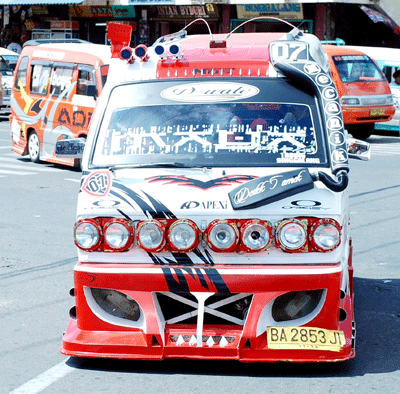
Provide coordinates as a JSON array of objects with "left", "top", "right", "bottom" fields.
[
  {"left": 229, "top": 168, "right": 314, "bottom": 210},
  {"left": 181, "top": 201, "right": 228, "bottom": 210},
  {"left": 82, "top": 171, "right": 111, "bottom": 197},
  {"left": 160, "top": 82, "right": 260, "bottom": 102}
]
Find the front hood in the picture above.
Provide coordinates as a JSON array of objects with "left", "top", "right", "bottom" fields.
[{"left": 77, "top": 167, "right": 342, "bottom": 219}]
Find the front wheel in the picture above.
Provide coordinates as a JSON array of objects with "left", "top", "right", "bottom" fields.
[
  {"left": 28, "top": 132, "right": 40, "bottom": 163},
  {"left": 347, "top": 123, "right": 374, "bottom": 140}
]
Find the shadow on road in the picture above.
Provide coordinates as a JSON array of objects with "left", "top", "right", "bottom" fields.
[{"left": 66, "top": 277, "right": 400, "bottom": 377}]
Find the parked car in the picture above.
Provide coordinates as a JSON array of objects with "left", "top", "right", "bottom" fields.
[
  {"left": 323, "top": 44, "right": 395, "bottom": 139},
  {"left": 0, "top": 47, "right": 19, "bottom": 114}
]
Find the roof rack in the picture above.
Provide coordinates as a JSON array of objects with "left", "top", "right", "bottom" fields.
[{"left": 23, "top": 38, "right": 90, "bottom": 47}]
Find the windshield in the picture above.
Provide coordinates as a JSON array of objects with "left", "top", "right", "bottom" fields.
[
  {"left": 0, "top": 55, "right": 18, "bottom": 75},
  {"left": 332, "top": 54, "right": 386, "bottom": 83},
  {"left": 91, "top": 79, "right": 329, "bottom": 168}
]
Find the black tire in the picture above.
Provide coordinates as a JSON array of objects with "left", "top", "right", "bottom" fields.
[
  {"left": 347, "top": 124, "right": 374, "bottom": 140},
  {"left": 28, "top": 131, "right": 40, "bottom": 163}
]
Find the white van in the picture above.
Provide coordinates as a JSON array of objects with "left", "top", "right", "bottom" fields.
[
  {"left": 0, "top": 47, "right": 19, "bottom": 113},
  {"left": 347, "top": 46, "right": 400, "bottom": 135}
]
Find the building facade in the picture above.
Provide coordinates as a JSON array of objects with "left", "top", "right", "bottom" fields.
[{"left": 0, "top": 1, "right": 399, "bottom": 49}]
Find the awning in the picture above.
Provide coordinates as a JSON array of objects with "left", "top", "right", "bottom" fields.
[
  {"left": 360, "top": 5, "right": 400, "bottom": 35},
  {"left": 0, "top": 1, "right": 84, "bottom": 4}
]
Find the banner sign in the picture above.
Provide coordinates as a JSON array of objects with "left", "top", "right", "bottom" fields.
[
  {"left": 237, "top": 4, "right": 303, "bottom": 20},
  {"left": 69, "top": 5, "right": 136, "bottom": 19}
]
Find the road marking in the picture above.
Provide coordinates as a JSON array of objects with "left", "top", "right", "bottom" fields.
[
  {"left": 0, "top": 169, "right": 36, "bottom": 175},
  {"left": 65, "top": 178, "right": 81, "bottom": 183},
  {"left": 0, "top": 145, "right": 12, "bottom": 149},
  {"left": 9, "top": 360, "right": 74, "bottom": 394}
]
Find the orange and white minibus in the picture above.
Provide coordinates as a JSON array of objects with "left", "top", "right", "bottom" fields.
[
  {"left": 10, "top": 40, "right": 111, "bottom": 168},
  {"left": 323, "top": 45, "right": 395, "bottom": 139}
]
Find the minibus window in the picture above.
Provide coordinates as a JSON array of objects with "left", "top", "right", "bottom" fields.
[
  {"left": 50, "top": 66, "right": 74, "bottom": 97},
  {"left": 332, "top": 55, "right": 386, "bottom": 83},
  {"left": 30, "top": 64, "right": 52, "bottom": 95},
  {"left": 77, "top": 66, "right": 97, "bottom": 98},
  {"left": 100, "top": 64, "right": 109, "bottom": 86},
  {"left": 14, "top": 56, "right": 29, "bottom": 92}
]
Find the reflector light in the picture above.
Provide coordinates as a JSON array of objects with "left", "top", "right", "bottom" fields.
[
  {"left": 103, "top": 219, "right": 134, "bottom": 251},
  {"left": 136, "top": 220, "right": 166, "bottom": 252},
  {"left": 240, "top": 219, "right": 273, "bottom": 252},
  {"left": 74, "top": 219, "right": 102, "bottom": 251},
  {"left": 309, "top": 219, "right": 341, "bottom": 252},
  {"left": 275, "top": 219, "right": 307, "bottom": 252},
  {"left": 168, "top": 219, "right": 200, "bottom": 252},
  {"left": 206, "top": 220, "right": 239, "bottom": 252}
]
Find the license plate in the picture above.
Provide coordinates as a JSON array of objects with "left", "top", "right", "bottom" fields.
[
  {"left": 267, "top": 326, "right": 345, "bottom": 352},
  {"left": 370, "top": 108, "right": 385, "bottom": 116}
]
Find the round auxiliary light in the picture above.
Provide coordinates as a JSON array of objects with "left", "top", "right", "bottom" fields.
[
  {"left": 154, "top": 44, "right": 165, "bottom": 57},
  {"left": 136, "top": 220, "right": 166, "bottom": 252},
  {"left": 104, "top": 219, "right": 134, "bottom": 251},
  {"left": 167, "top": 219, "right": 200, "bottom": 253},
  {"left": 206, "top": 220, "right": 239, "bottom": 252},
  {"left": 240, "top": 220, "right": 273, "bottom": 252},
  {"left": 74, "top": 219, "right": 102, "bottom": 251},
  {"left": 310, "top": 219, "right": 341, "bottom": 252},
  {"left": 276, "top": 219, "right": 307, "bottom": 252},
  {"left": 120, "top": 46, "right": 133, "bottom": 60},
  {"left": 135, "top": 44, "right": 147, "bottom": 58},
  {"left": 168, "top": 43, "right": 180, "bottom": 56}
]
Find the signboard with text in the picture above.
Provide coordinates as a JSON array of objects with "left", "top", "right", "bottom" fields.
[{"left": 237, "top": 3, "right": 303, "bottom": 20}]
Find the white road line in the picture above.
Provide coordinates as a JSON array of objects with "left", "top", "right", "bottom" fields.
[
  {"left": 8, "top": 360, "right": 74, "bottom": 394},
  {"left": 0, "top": 145, "right": 12, "bottom": 149},
  {"left": 0, "top": 169, "right": 36, "bottom": 175},
  {"left": 64, "top": 178, "right": 81, "bottom": 183},
  {"left": 0, "top": 157, "right": 64, "bottom": 172}
]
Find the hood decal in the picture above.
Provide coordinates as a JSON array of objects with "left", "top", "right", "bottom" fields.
[
  {"left": 146, "top": 175, "right": 256, "bottom": 190},
  {"left": 161, "top": 266, "right": 230, "bottom": 294}
]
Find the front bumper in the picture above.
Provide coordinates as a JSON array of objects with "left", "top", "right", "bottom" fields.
[{"left": 61, "top": 263, "right": 355, "bottom": 362}]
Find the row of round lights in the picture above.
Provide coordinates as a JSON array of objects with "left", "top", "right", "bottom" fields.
[{"left": 74, "top": 217, "right": 341, "bottom": 254}]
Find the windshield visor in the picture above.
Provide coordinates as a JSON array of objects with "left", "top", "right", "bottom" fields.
[
  {"left": 91, "top": 79, "right": 328, "bottom": 168},
  {"left": 332, "top": 55, "right": 386, "bottom": 83}
]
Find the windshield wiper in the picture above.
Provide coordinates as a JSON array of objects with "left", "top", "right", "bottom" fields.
[{"left": 109, "top": 162, "right": 210, "bottom": 172}]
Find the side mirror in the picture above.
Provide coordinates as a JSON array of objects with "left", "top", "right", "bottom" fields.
[
  {"left": 347, "top": 137, "right": 370, "bottom": 161},
  {"left": 55, "top": 138, "right": 85, "bottom": 158}
]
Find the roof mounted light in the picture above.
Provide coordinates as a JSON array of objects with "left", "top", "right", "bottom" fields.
[
  {"left": 120, "top": 46, "right": 133, "bottom": 61},
  {"left": 134, "top": 44, "right": 149, "bottom": 61}
]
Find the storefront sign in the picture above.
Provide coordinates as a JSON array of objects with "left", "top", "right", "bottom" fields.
[
  {"left": 69, "top": 5, "right": 136, "bottom": 19},
  {"left": 50, "top": 21, "right": 79, "bottom": 30},
  {"left": 156, "top": 4, "right": 218, "bottom": 19},
  {"left": 237, "top": 4, "right": 303, "bottom": 20}
]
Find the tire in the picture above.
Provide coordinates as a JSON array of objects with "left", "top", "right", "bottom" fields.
[
  {"left": 28, "top": 131, "right": 40, "bottom": 163},
  {"left": 347, "top": 123, "right": 374, "bottom": 140}
]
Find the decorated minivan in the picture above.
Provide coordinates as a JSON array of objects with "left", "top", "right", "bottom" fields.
[
  {"left": 10, "top": 40, "right": 111, "bottom": 168},
  {"left": 58, "top": 20, "right": 369, "bottom": 363}
]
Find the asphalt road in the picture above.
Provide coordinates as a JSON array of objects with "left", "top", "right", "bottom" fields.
[{"left": 0, "top": 117, "right": 399, "bottom": 394}]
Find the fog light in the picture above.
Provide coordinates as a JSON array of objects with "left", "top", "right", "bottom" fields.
[
  {"left": 275, "top": 219, "right": 307, "bottom": 252},
  {"left": 74, "top": 219, "right": 102, "bottom": 251},
  {"left": 240, "top": 219, "right": 273, "bottom": 252},
  {"left": 206, "top": 220, "right": 239, "bottom": 252},
  {"left": 272, "top": 290, "right": 324, "bottom": 322},
  {"left": 137, "top": 220, "right": 166, "bottom": 252},
  {"left": 90, "top": 288, "right": 141, "bottom": 321},
  {"left": 168, "top": 219, "right": 200, "bottom": 252}
]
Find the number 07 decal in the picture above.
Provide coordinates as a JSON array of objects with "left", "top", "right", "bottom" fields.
[{"left": 269, "top": 41, "right": 309, "bottom": 63}]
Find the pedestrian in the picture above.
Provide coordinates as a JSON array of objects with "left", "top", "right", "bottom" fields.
[{"left": 390, "top": 69, "right": 400, "bottom": 86}]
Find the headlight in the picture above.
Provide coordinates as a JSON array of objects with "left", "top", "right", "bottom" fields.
[
  {"left": 275, "top": 219, "right": 307, "bottom": 252},
  {"left": 168, "top": 219, "right": 200, "bottom": 252},
  {"left": 310, "top": 219, "right": 341, "bottom": 252},
  {"left": 341, "top": 97, "right": 360, "bottom": 106},
  {"left": 240, "top": 219, "right": 273, "bottom": 252},
  {"left": 136, "top": 220, "right": 166, "bottom": 252},
  {"left": 74, "top": 219, "right": 102, "bottom": 251},
  {"left": 104, "top": 219, "right": 134, "bottom": 251},
  {"left": 206, "top": 219, "right": 239, "bottom": 252}
]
